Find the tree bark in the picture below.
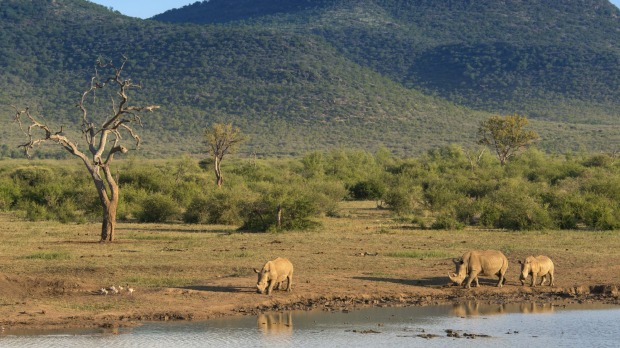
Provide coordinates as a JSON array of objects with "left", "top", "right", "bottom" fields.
[
  {"left": 13, "top": 57, "right": 158, "bottom": 242},
  {"left": 101, "top": 202, "right": 117, "bottom": 242},
  {"left": 214, "top": 156, "right": 223, "bottom": 188}
]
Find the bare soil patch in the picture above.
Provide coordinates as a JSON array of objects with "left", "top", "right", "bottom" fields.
[{"left": 0, "top": 202, "right": 618, "bottom": 332}]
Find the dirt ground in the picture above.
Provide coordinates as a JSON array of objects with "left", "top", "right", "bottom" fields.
[{"left": 0, "top": 202, "right": 619, "bottom": 333}]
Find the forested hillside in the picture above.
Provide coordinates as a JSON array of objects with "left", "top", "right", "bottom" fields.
[
  {"left": 155, "top": 0, "right": 620, "bottom": 123},
  {"left": 0, "top": 0, "right": 619, "bottom": 159}
]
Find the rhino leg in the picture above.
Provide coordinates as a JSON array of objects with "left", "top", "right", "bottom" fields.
[
  {"left": 465, "top": 271, "right": 480, "bottom": 289},
  {"left": 266, "top": 280, "right": 276, "bottom": 295},
  {"left": 548, "top": 272, "right": 555, "bottom": 286},
  {"left": 497, "top": 274, "right": 505, "bottom": 288},
  {"left": 531, "top": 272, "right": 538, "bottom": 287},
  {"left": 539, "top": 274, "right": 547, "bottom": 286},
  {"left": 285, "top": 274, "right": 293, "bottom": 292}
]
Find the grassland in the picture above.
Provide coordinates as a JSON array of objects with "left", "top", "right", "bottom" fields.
[{"left": 0, "top": 201, "right": 618, "bottom": 332}]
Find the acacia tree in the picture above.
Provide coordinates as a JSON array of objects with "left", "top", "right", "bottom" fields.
[
  {"left": 12, "top": 57, "right": 159, "bottom": 242},
  {"left": 477, "top": 114, "right": 539, "bottom": 165},
  {"left": 204, "top": 123, "right": 246, "bottom": 188}
]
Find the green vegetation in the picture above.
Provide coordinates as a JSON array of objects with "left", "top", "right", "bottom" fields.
[
  {"left": 478, "top": 114, "right": 539, "bottom": 165},
  {"left": 22, "top": 251, "right": 72, "bottom": 260},
  {"left": 2, "top": 145, "right": 620, "bottom": 232},
  {"left": 154, "top": 0, "right": 620, "bottom": 123},
  {"left": 1, "top": 0, "right": 619, "bottom": 158},
  {"left": 385, "top": 251, "right": 449, "bottom": 259}
]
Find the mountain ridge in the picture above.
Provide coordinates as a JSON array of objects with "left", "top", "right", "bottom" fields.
[{"left": 0, "top": 0, "right": 619, "bottom": 158}]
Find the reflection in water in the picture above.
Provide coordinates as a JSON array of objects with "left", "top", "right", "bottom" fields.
[
  {"left": 519, "top": 302, "right": 554, "bottom": 314},
  {"left": 257, "top": 312, "right": 293, "bottom": 336},
  {"left": 451, "top": 301, "right": 554, "bottom": 317},
  {"left": 1, "top": 304, "right": 618, "bottom": 347}
]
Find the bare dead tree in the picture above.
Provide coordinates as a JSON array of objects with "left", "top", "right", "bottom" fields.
[
  {"left": 464, "top": 146, "right": 486, "bottom": 172},
  {"left": 12, "top": 57, "right": 159, "bottom": 242}
]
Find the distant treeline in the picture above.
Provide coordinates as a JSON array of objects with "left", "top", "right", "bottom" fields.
[{"left": 1, "top": 146, "right": 619, "bottom": 231}]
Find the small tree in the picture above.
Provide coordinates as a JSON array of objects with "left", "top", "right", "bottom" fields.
[
  {"left": 12, "top": 57, "right": 159, "bottom": 242},
  {"left": 477, "top": 114, "right": 539, "bottom": 165},
  {"left": 204, "top": 123, "right": 246, "bottom": 188}
]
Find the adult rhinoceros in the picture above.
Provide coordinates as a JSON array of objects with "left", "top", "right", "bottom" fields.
[
  {"left": 253, "top": 257, "right": 294, "bottom": 295},
  {"left": 449, "top": 250, "right": 508, "bottom": 288}
]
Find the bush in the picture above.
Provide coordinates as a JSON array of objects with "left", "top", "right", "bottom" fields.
[
  {"left": 349, "top": 179, "right": 386, "bottom": 200},
  {"left": 581, "top": 194, "right": 620, "bottom": 230},
  {"left": 431, "top": 213, "right": 464, "bottom": 230},
  {"left": 383, "top": 186, "right": 422, "bottom": 215},
  {"left": 239, "top": 184, "right": 325, "bottom": 232},
  {"left": 0, "top": 178, "right": 20, "bottom": 211},
  {"left": 183, "top": 185, "right": 259, "bottom": 225},
  {"left": 136, "top": 194, "right": 181, "bottom": 223},
  {"left": 488, "top": 188, "right": 555, "bottom": 230}
]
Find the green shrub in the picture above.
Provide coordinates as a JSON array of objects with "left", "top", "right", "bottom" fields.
[
  {"left": 239, "top": 185, "right": 323, "bottom": 232},
  {"left": 136, "top": 194, "right": 181, "bottom": 223},
  {"left": 431, "top": 213, "right": 464, "bottom": 230},
  {"left": 383, "top": 186, "right": 422, "bottom": 215},
  {"left": 20, "top": 201, "right": 52, "bottom": 221},
  {"left": 183, "top": 196, "right": 211, "bottom": 224},
  {"left": 349, "top": 179, "right": 386, "bottom": 200},
  {"left": 0, "top": 178, "right": 20, "bottom": 211},
  {"left": 489, "top": 188, "right": 555, "bottom": 230},
  {"left": 581, "top": 194, "right": 620, "bottom": 230}
]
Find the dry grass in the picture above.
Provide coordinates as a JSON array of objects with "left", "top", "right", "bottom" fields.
[
  {"left": 1, "top": 201, "right": 619, "bottom": 286},
  {"left": 0, "top": 201, "right": 619, "bottom": 329}
]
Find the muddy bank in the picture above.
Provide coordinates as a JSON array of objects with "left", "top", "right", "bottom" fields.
[{"left": 1, "top": 280, "right": 618, "bottom": 333}]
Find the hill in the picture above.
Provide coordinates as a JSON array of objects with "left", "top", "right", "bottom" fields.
[
  {"left": 154, "top": 0, "right": 620, "bottom": 123},
  {"left": 0, "top": 0, "right": 619, "bottom": 158}
]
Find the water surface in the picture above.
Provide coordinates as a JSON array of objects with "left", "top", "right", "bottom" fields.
[{"left": 1, "top": 302, "right": 618, "bottom": 347}]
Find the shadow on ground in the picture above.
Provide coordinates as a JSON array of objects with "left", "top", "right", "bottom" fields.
[
  {"left": 352, "top": 276, "right": 450, "bottom": 287},
  {"left": 179, "top": 285, "right": 253, "bottom": 293}
]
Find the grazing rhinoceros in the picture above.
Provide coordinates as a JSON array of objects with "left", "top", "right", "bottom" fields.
[
  {"left": 253, "top": 257, "right": 293, "bottom": 295},
  {"left": 518, "top": 255, "right": 555, "bottom": 287},
  {"left": 449, "top": 250, "right": 508, "bottom": 288}
]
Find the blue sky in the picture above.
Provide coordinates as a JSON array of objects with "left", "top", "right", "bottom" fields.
[{"left": 90, "top": 0, "right": 620, "bottom": 19}]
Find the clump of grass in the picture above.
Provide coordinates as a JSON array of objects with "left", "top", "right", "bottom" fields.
[
  {"left": 230, "top": 266, "right": 253, "bottom": 277},
  {"left": 233, "top": 251, "right": 253, "bottom": 258},
  {"left": 385, "top": 250, "right": 449, "bottom": 258},
  {"left": 376, "top": 227, "right": 393, "bottom": 234},
  {"left": 125, "top": 233, "right": 193, "bottom": 241},
  {"left": 123, "top": 276, "right": 191, "bottom": 288},
  {"left": 65, "top": 303, "right": 119, "bottom": 312},
  {"left": 22, "top": 251, "right": 71, "bottom": 260}
]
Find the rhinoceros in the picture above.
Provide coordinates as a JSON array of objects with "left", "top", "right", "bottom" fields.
[
  {"left": 253, "top": 257, "right": 293, "bottom": 295},
  {"left": 449, "top": 250, "right": 508, "bottom": 288},
  {"left": 518, "top": 255, "right": 555, "bottom": 287}
]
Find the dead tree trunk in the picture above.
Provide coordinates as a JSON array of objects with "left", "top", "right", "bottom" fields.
[
  {"left": 13, "top": 57, "right": 159, "bottom": 242},
  {"left": 214, "top": 156, "right": 223, "bottom": 188}
]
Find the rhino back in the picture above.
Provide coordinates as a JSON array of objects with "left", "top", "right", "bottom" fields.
[
  {"left": 534, "top": 255, "right": 554, "bottom": 274},
  {"left": 470, "top": 250, "right": 507, "bottom": 274},
  {"left": 272, "top": 257, "right": 294, "bottom": 277}
]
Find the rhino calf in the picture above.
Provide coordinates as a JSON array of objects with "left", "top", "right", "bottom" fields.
[
  {"left": 253, "top": 257, "right": 294, "bottom": 295},
  {"left": 449, "top": 250, "right": 508, "bottom": 289},
  {"left": 518, "top": 255, "right": 555, "bottom": 287}
]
